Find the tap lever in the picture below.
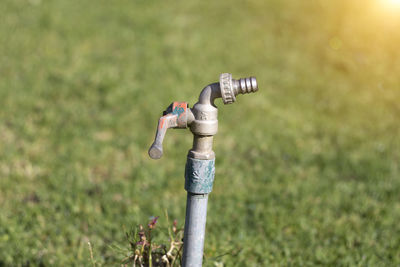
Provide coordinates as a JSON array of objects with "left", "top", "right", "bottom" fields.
[{"left": 148, "top": 102, "right": 188, "bottom": 159}]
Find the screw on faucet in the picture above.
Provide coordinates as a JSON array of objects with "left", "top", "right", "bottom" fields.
[{"left": 219, "top": 73, "right": 258, "bottom": 104}]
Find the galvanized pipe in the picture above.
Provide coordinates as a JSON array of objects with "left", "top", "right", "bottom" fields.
[
  {"left": 182, "top": 134, "right": 214, "bottom": 266},
  {"left": 182, "top": 193, "right": 209, "bottom": 267}
]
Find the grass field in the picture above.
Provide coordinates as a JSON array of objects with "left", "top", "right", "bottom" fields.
[{"left": 1, "top": 0, "right": 400, "bottom": 265}]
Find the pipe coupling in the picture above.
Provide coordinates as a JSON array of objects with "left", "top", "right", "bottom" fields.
[{"left": 185, "top": 157, "right": 215, "bottom": 194}]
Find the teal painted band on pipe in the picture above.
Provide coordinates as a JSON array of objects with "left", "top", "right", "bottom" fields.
[{"left": 185, "top": 157, "right": 215, "bottom": 194}]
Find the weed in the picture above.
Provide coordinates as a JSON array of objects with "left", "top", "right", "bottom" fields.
[{"left": 121, "top": 216, "right": 183, "bottom": 267}]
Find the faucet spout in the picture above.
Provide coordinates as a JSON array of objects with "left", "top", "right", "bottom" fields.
[{"left": 198, "top": 83, "right": 222, "bottom": 106}]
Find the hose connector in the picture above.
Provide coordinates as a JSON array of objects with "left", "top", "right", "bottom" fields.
[{"left": 220, "top": 73, "right": 258, "bottom": 104}]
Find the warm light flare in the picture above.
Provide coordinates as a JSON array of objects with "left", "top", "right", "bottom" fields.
[{"left": 383, "top": 0, "right": 400, "bottom": 8}]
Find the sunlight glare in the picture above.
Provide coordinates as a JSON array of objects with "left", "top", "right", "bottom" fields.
[{"left": 383, "top": 0, "right": 400, "bottom": 8}]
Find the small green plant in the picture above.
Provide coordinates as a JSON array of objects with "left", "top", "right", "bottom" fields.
[{"left": 122, "top": 215, "right": 184, "bottom": 267}]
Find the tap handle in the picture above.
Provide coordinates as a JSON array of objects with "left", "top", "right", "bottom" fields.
[
  {"left": 148, "top": 114, "right": 177, "bottom": 159},
  {"left": 148, "top": 102, "right": 188, "bottom": 159}
]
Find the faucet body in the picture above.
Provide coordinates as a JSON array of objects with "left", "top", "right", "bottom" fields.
[{"left": 148, "top": 73, "right": 258, "bottom": 267}]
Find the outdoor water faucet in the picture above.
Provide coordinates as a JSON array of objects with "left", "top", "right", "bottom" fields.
[
  {"left": 148, "top": 73, "right": 258, "bottom": 267},
  {"left": 148, "top": 73, "right": 258, "bottom": 159}
]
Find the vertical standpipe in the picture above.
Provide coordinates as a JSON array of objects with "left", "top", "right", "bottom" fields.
[
  {"left": 148, "top": 74, "right": 258, "bottom": 267},
  {"left": 183, "top": 136, "right": 215, "bottom": 267},
  {"left": 182, "top": 193, "right": 209, "bottom": 266}
]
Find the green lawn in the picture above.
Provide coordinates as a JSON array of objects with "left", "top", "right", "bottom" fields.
[{"left": 1, "top": 0, "right": 399, "bottom": 265}]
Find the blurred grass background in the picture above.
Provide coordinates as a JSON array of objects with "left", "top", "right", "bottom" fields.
[{"left": 1, "top": 0, "right": 400, "bottom": 265}]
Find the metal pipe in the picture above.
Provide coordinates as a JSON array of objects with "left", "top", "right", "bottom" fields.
[
  {"left": 182, "top": 193, "right": 209, "bottom": 267},
  {"left": 182, "top": 135, "right": 214, "bottom": 266}
]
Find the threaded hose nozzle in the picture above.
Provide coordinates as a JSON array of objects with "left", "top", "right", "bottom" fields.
[
  {"left": 219, "top": 73, "right": 258, "bottom": 104},
  {"left": 237, "top": 77, "right": 258, "bottom": 94}
]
